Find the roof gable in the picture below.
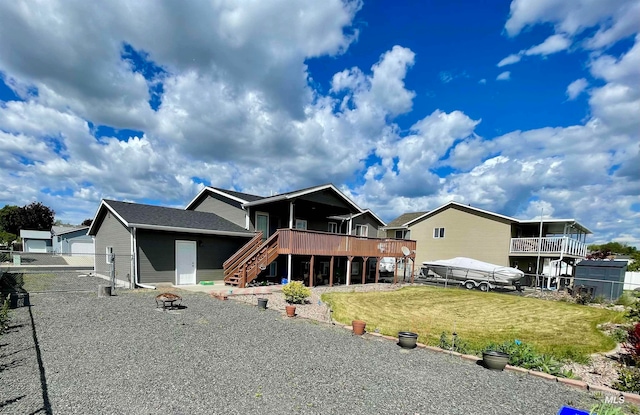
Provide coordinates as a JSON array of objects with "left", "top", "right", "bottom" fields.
[
  {"left": 403, "top": 202, "right": 519, "bottom": 227},
  {"left": 88, "top": 200, "right": 253, "bottom": 236},
  {"left": 185, "top": 186, "right": 264, "bottom": 210},
  {"left": 242, "top": 183, "right": 363, "bottom": 213},
  {"left": 385, "top": 212, "right": 428, "bottom": 228}
]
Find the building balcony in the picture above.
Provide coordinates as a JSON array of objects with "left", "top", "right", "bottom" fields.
[
  {"left": 509, "top": 237, "right": 588, "bottom": 258},
  {"left": 277, "top": 228, "right": 416, "bottom": 258}
]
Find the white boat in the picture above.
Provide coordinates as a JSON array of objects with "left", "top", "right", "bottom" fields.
[{"left": 421, "top": 257, "right": 524, "bottom": 291}]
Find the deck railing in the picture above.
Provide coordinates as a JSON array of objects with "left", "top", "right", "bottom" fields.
[
  {"left": 277, "top": 229, "right": 416, "bottom": 258},
  {"left": 509, "top": 237, "right": 587, "bottom": 257}
]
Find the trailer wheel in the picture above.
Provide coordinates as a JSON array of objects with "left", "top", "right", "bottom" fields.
[
  {"left": 464, "top": 281, "right": 475, "bottom": 290},
  {"left": 478, "top": 282, "right": 490, "bottom": 292}
]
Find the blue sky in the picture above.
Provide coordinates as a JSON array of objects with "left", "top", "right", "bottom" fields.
[{"left": 0, "top": 0, "right": 638, "bottom": 247}]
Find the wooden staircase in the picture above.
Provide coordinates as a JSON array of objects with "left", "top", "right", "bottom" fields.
[{"left": 223, "top": 230, "right": 280, "bottom": 288}]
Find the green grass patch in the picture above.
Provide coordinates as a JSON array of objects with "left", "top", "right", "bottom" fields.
[
  {"left": 22, "top": 273, "right": 57, "bottom": 292},
  {"left": 322, "top": 286, "right": 625, "bottom": 361}
]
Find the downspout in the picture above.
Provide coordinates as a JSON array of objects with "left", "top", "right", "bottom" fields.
[{"left": 132, "top": 227, "right": 155, "bottom": 290}]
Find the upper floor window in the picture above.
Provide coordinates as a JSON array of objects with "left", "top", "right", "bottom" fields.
[
  {"left": 395, "top": 230, "right": 406, "bottom": 239},
  {"left": 295, "top": 219, "right": 307, "bottom": 230},
  {"left": 433, "top": 227, "right": 445, "bottom": 238},
  {"left": 355, "top": 224, "right": 368, "bottom": 237},
  {"left": 328, "top": 222, "right": 338, "bottom": 233}
]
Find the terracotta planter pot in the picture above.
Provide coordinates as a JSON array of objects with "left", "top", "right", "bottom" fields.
[
  {"left": 483, "top": 351, "right": 510, "bottom": 371},
  {"left": 397, "top": 331, "right": 418, "bottom": 349},
  {"left": 285, "top": 305, "right": 296, "bottom": 317},
  {"left": 352, "top": 320, "right": 366, "bottom": 335}
]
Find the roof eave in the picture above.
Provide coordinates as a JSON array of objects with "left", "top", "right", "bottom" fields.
[{"left": 130, "top": 223, "right": 254, "bottom": 237}]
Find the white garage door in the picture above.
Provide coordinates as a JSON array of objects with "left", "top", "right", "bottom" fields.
[
  {"left": 70, "top": 241, "right": 94, "bottom": 256},
  {"left": 26, "top": 240, "right": 47, "bottom": 253}
]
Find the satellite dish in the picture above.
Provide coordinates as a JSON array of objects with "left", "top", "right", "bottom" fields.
[{"left": 401, "top": 246, "right": 410, "bottom": 256}]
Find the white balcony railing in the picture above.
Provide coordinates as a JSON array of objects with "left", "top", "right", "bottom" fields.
[{"left": 509, "top": 237, "right": 587, "bottom": 257}]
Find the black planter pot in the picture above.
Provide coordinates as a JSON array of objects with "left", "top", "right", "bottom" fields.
[
  {"left": 257, "top": 298, "right": 268, "bottom": 309},
  {"left": 482, "top": 351, "right": 510, "bottom": 371},
  {"left": 397, "top": 331, "right": 418, "bottom": 349}
]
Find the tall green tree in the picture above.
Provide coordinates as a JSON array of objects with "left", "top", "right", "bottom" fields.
[
  {"left": 0, "top": 202, "right": 55, "bottom": 234},
  {"left": 0, "top": 205, "right": 21, "bottom": 235},
  {"left": 20, "top": 202, "right": 55, "bottom": 231}
]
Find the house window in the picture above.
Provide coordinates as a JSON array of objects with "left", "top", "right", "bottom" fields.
[
  {"left": 433, "top": 228, "right": 445, "bottom": 238},
  {"left": 328, "top": 222, "right": 338, "bottom": 233},
  {"left": 105, "top": 246, "right": 114, "bottom": 264},
  {"left": 295, "top": 219, "right": 307, "bottom": 230},
  {"left": 355, "top": 224, "right": 368, "bottom": 237},
  {"left": 395, "top": 230, "right": 404, "bottom": 239}
]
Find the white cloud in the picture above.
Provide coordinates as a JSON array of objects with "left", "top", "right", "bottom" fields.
[
  {"left": 478, "top": 78, "right": 487, "bottom": 84},
  {"left": 497, "top": 54, "right": 522, "bottom": 67},
  {"left": 524, "top": 34, "right": 571, "bottom": 55},
  {"left": 566, "top": 78, "right": 588, "bottom": 100},
  {"left": 496, "top": 71, "right": 511, "bottom": 81}
]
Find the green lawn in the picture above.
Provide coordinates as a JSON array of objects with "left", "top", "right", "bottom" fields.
[{"left": 322, "top": 286, "right": 626, "bottom": 361}]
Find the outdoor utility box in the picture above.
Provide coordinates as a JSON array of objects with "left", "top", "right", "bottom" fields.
[{"left": 574, "top": 260, "right": 627, "bottom": 301}]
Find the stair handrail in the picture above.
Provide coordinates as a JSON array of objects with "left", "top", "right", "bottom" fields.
[
  {"left": 227, "top": 230, "right": 281, "bottom": 281},
  {"left": 223, "top": 232, "right": 263, "bottom": 270}
]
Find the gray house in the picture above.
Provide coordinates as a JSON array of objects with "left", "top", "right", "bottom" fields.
[
  {"left": 87, "top": 200, "right": 253, "bottom": 288},
  {"left": 51, "top": 226, "right": 93, "bottom": 255}
]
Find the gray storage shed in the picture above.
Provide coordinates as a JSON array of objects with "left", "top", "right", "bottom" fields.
[{"left": 574, "top": 260, "right": 627, "bottom": 301}]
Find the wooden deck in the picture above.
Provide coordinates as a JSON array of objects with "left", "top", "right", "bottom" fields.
[
  {"left": 277, "top": 229, "right": 416, "bottom": 257},
  {"left": 223, "top": 229, "right": 416, "bottom": 288}
]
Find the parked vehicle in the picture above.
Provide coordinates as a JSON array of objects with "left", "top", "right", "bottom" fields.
[
  {"left": 422, "top": 257, "right": 524, "bottom": 291},
  {"left": 379, "top": 257, "right": 396, "bottom": 273}
]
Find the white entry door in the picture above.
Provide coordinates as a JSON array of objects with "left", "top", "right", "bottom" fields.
[{"left": 176, "top": 241, "right": 197, "bottom": 285}]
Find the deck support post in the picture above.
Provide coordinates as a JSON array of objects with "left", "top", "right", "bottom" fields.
[
  {"left": 287, "top": 254, "right": 292, "bottom": 283},
  {"left": 346, "top": 256, "right": 353, "bottom": 286},
  {"left": 375, "top": 257, "right": 380, "bottom": 284},
  {"left": 309, "top": 255, "right": 315, "bottom": 287},
  {"left": 393, "top": 258, "right": 398, "bottom": 284},
  {"left": 329, "top": 256, "right": 334, "bottom": 287},
  {"left": 410, "top": 257, "right": 415, "bottom": 284},
  {"left": 361, "top": 257, "right": 368, "bottom": 284}
]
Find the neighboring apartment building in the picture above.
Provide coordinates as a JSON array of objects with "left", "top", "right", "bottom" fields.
[{"left": 383, "top": 201, "right": 591, "bottom": 282}]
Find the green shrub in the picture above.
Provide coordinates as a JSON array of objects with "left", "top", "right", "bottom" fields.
[
  {"left": 483, "top": 340, "right": 573, "bottom": 378},
  {"left": 612, "top": 327, "right": 629, "bottom": 344},
  {"left": 614, "top": 367, "right": 640, "bottom": 393},
  {"left": 616, "top": 291, "right": 636, "bottom": 307},
  {"left": 592, "top": 294, "right": 607, "bottom": 304},
  {"left": 282, "top": 281, "right": 311, "bottom": 304}
]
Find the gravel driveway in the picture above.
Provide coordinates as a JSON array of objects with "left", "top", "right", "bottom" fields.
[{"left": 1, "top": 278, "right": 602, "bottom": 414}]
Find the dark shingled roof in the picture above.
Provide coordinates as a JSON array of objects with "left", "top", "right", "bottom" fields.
[
  {"left": 103, "top": 200, "right": 251, "bottom": 234},
  {"left": 386, "top": 211, "right": 429, "bottom": 228},
  {"left": 212, "top": 188, "right": 264, "bottom": 202}
]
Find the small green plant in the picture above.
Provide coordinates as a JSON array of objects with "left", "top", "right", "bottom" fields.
[
  {"left": 616, "top": 291, "right": 636, "bottom": 307},
  {"left": 438, "top": 331, "right": 471, "bottom": 354},
  {"left": 282, "top": 281, "right": 311, "bottom": 304},
  {"left": 612, "top": 327, "right": 629, "bottom": 344},
  {"left": 614, "top": 367, "right": 640, "bottom": 393},
  {"left": 592, "top": 294, "right": 607, "bottom": 304},
  {"left": 589, "top": 402, "right": 624, "bottom": 415},
  {"left": 0, "top": 295, "right": 10, "bottom": 335},
  {"left": 483, "top": 340, "right": 572, "bottom": 378}
]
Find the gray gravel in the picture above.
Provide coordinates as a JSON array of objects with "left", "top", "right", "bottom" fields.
[{"left": 1, "top": 278, "right": 603, "bottom": 414}]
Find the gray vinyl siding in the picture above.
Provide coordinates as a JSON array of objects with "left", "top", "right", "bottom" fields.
[
  {"left": 190, "top": 193, "right": 247, "bottom": 228},
  {"left": 93, "top": 212, "right": 133, "bottom": 283},
  {"left": 137, "top": 230, "right": 250, "bottom": 284},
  {"left": 351, "top": 214, "right": 379, "bottom": 237}
]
